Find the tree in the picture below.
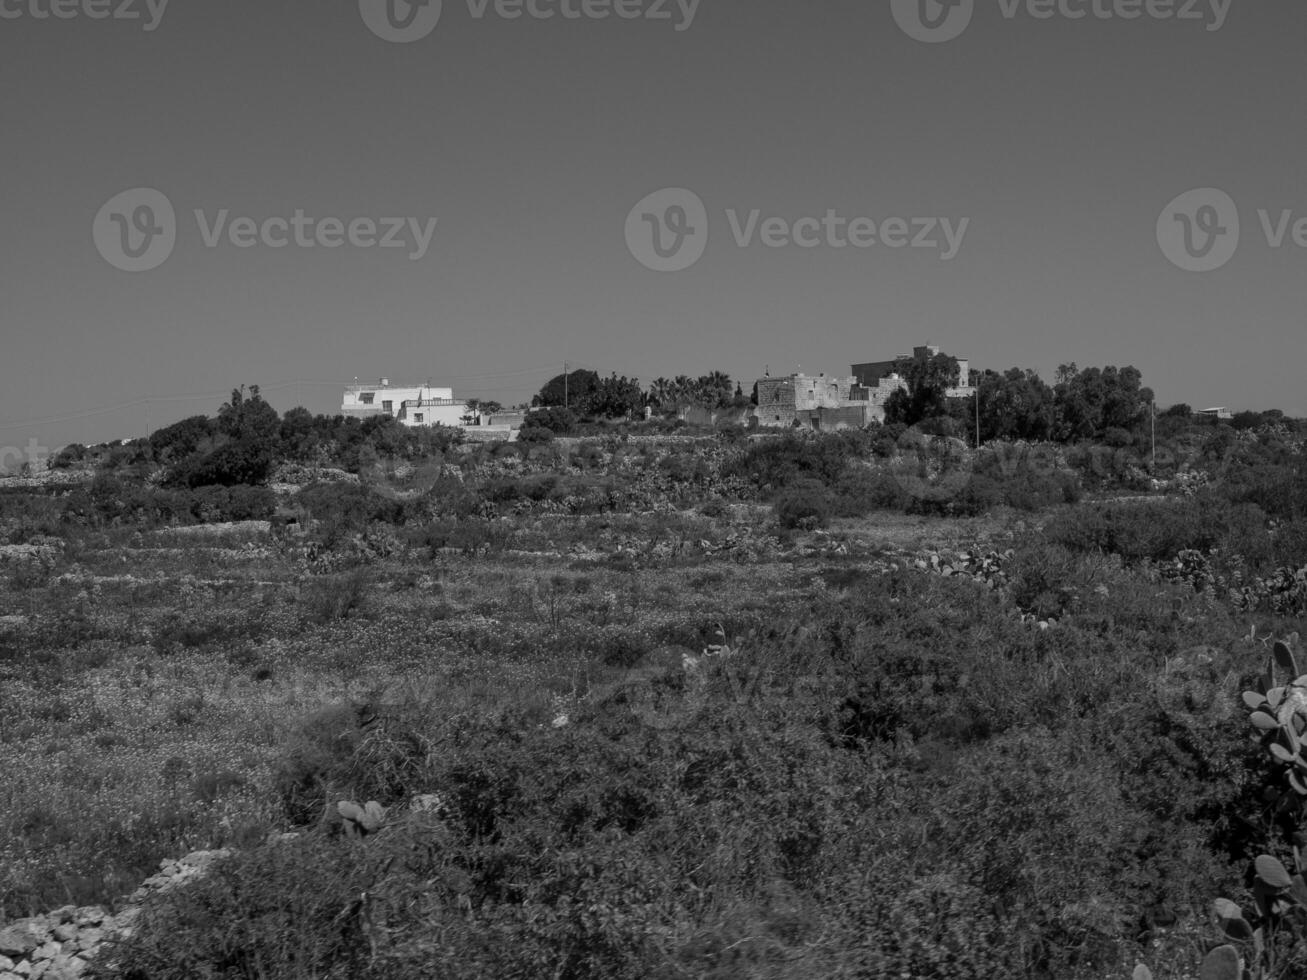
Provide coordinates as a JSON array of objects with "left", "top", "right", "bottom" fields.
[
  {"left": 974, "top": 368, "right": 1056, "bottom": 442},
  {"left": 884, "top": 351, "right": 960, "bottom": 426},
  {"left": 534, "top": 370, "right": 599, "bottom": 412},
  {"left": 646, "top": 377, "right": 672, "bottom": 409},
  {"left": 149, "top": 415, "right": 215, "bottom": 464},
  {"left": 586, "top": 374, "right": 643, "bottom": 419},
  {"left": 279, "top": 407, "right": 317, "bottom": 460},
  {"left": 218, "top": 386, "right": 281, "bottom": 447},
  {"left": 1055, "top": 363, "right": 1079, "bottom": 386},
  {"left": 1052, "top": 365, "right": 1153, "bottom": 442}
]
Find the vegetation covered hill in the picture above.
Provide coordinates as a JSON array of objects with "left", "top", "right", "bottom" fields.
[{"left": 1, "top": 389, "right": 1306, "bottom": 978}]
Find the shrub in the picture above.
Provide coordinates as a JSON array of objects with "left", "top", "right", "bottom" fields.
[
  {"left": 523, "top": 406, "right": 576, "bottom": 437},
  {"left": 167, "top": 438, "right": 275, "bottom": 488},
  {"left": 1104, "top": 426, "right": 1134, "bottom": 448},
  {"left": 185, "top": 485, "right": 277, "bottom": 523},
  {"left": 1044, "top": 496, "right": 1249, "bottom": 563},
  {"left": 828, "top": 469, "right": 906, "bottom": 517},
  {"left": 302, "top": 568, "right": 374, "bottom": 624},
  {"left": 49, "top": 443, "right": 90, "bottom": 470},
  {"left": 517, "top": 425, "right": 554, "bottom": 444},
  {"left": 774, "top": 481, "right": 831, "bottom": 530},
  {"left": 296, "top": 482, "right": 406, "bottom": 530},
  {"left": 726, "top": 432, "right": 871, "bottom": 493}
]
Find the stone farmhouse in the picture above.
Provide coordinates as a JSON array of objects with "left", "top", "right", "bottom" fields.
[
  {"left": 341, "top": 379, "right": 469, "bottom": 428},
  {"left": 754, "top": 344, "right": 977, "bottom": 430},
  {"left": 851, "top": 344, "right": 975, "bottom": 400},
  {"left": 754, "top": 372, "right": 871, "bottom": 429}
]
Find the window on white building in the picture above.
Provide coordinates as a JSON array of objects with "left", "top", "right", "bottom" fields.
[
  {"left": 382, "top": 401, "right": 393, "bottom": 413},
  {"left": 359, "top": 393, "right": 374, "bottom": 404},
  {"left": 414, "top": 413, "right": 424, "bottom": 423}
]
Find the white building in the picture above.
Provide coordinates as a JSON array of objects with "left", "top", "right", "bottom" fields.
[{"left": 341, "top": 378, "right": 469, "bottom": 428}]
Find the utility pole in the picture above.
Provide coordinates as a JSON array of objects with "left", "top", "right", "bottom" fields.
[
  {"left": 975, "top": 384, "right": 980, "bottom": 449},
  {"left": 1151, "top": 400, "right": 1156, "bottom": 470}
]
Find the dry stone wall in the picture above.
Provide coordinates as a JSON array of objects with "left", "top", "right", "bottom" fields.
[{"left": 0, "top": 844, "right": 284, "bottom": 979}]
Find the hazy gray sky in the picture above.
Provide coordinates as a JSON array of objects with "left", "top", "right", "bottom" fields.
[{"left": 2, "top": 0, "right": 1304, "bottom": 457}]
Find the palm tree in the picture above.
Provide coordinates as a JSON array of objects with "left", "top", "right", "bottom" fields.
[
  {"left": 671, "top": 375, "right": 693, "bottom": 406},
  {"left": 647, "top": 377, "right": 671, "bottom": 408},
  {"left": 704, "top": 370, "right": 732, "bottom": 408}
]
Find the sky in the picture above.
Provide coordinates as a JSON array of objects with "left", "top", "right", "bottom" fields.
[{"left": 1, "top": 0, "right": 1304, "bottom": 463}]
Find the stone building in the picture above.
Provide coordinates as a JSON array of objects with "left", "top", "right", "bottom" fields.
[
  {"left": 851, "top": 344, "right": 975, "bottom": 399},
  {"left": 753, "top": 372, "right": 872, "bottom": 429}
]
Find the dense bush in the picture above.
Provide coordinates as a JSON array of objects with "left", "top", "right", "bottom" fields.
[
  {"left": 166, "top": 438, "right": 276, "bottom": 488},
  {"left": 48, "top": 443, "right": 91, "bottom": 470},
  {"left": 726, "top": 431, "right": 873, "bottom": 492},
  {"left": 516, "top": 424, "right": 554, "bottom": 443},
  {"left": 522, "top": 406, "right": 576, "bottom": 437},
  {"left": 296, "top": 482, "right": 406, "bottom": 530},
  {"left": 773, "top": 481, "right": 831, "bottom": 530},
  {"left": 185, "top": 485, "right": 277, "bottom": 523},
  {"left": 1043, "top": 496, "right": 1264, "bottom": 563}
]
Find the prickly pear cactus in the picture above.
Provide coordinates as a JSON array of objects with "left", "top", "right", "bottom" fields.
[
  {"left": 336, "top": 799, "right": 387, "bottom": 838},
  {"left": 1143, "top": 639, "right": 1307, "bottom": 980},
  {"left": 1202, "top": 638, "right": 1307, "bottom": 980}
]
